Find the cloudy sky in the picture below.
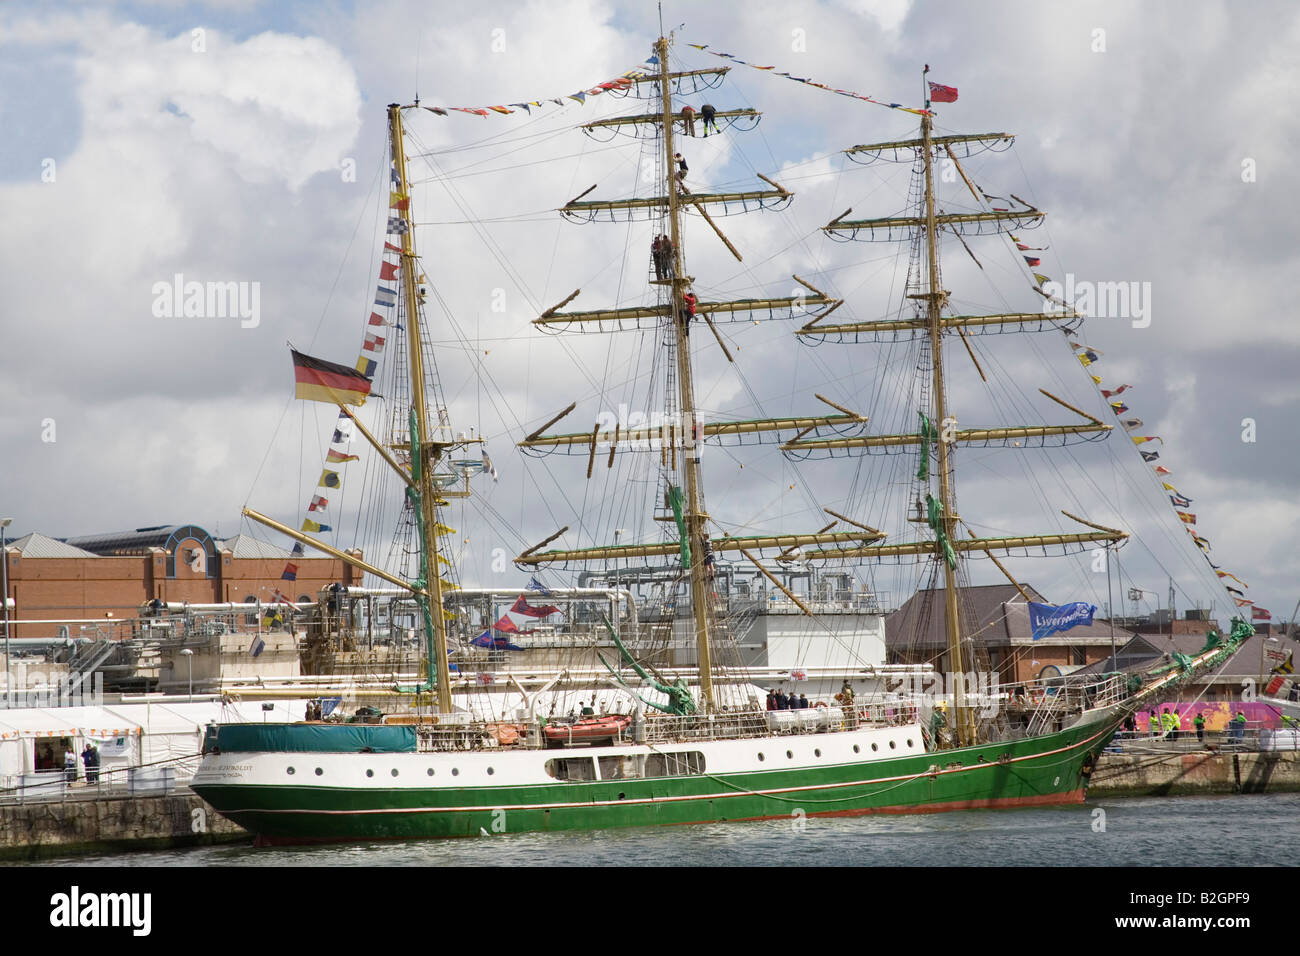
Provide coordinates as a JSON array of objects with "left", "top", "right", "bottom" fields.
[{"left": 2, "top": 0, "right": 1296, "bottom": 628}]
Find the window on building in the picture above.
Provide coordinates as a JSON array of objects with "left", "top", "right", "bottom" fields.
[{"left": 1071, "top": 646, "right": 1087, "bottom": 666}]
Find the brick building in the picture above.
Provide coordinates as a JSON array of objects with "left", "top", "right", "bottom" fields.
[
  {"left": 885, "top": 583, "right": 1139, "bottom": 685},
  {"left": 1, "top": 525, "right": 361, "bottom": 638}
]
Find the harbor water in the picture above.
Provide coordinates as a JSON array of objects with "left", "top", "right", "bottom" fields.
[{"left": 21, "top": 792, "right": 1298, "bottom": 867}]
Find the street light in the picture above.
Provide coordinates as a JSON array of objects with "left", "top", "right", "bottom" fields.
[
  {"left": 1, "top": 518, "right": 10, "bottom": 711},
  {"left": 179, "top": 648, "right": 194, "bottom": 702}
]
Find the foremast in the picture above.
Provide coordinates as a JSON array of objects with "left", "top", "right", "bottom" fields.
[{"left": 387, "top": 103, "right": 454, "bottom": 713}]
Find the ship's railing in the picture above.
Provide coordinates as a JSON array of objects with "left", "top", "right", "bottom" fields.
[{"left": 410, "top": 702, "right": 909, "bottom": 752}]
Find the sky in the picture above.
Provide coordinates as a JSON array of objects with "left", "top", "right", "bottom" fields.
[{"left": 1, "top": 0, "right": 1297, "bottom": 628}]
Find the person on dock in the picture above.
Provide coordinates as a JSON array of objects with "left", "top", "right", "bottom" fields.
[
  {"left": 81, "top": 744, "right": 99, "bottom": 785},
  {"left": 1230, "top": 711, "right": 1247, "bottom": 743},
  {"left": 701, "top": 103, "right": 718, "bottom": 136},
  {"left": 63, "top": 749, "right": 77, "bottom": 784},
  {"left": 1168, "top": 709, "right": 1181, "bottom": 741},
  {"left": 1149, "top": 709, "right": 1159, "bottom": 736},
  {"left": 1193, "top": 712, "right": 1205, "bottom": 743}
]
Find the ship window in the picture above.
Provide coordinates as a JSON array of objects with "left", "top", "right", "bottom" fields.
[
  {"left": 907, "top": 739, "right": 914, "bottom": 748},
  {"left": 758, "top": 753, "right": 766, "bottom": 761},
  {"left": 315, "top": 767, "right": 324, "bottom": 775},
  {"left": 427, "top": 768, "right": 435, "bottom": 776},
  {"left": 366, "top": 769, "right": 373, "bottom": 778},
  {"left": 853, "top": 745, "right": 860, "bottom": 754},
  {"left": 486, "top": 767, "right": 494, "bottom": 776},
  {"left": 645, "top": 752, "right": 705, "bottom": 777},
  {"left": 814, "top": 749, "right": 822, "bottom": 757},
  {"left": 451, "top": 768, "right": 459, "bottom": 776},
  {"left": 786, "top": 750, "right": 794, "bottom": 759},
  {"left": 286, "top": 767, "right": 295, "bottom": 775},
  {"left": 889, "top": 741, "right": 896, "bottom": 749},
  {"left": 391, "top": 769, "right": 399, "bottom": 777},
  {"left": 545, "top": 757, "right": 597, "bottom": 782},
  {"left": 871, "top": 743, "right": 878, "bottom": 752},
  {"left": 598, "top": 755, "right": 641, "bottom": 780}
]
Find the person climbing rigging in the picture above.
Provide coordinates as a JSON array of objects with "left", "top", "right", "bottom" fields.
[{"left": 701, "top": 103, "right": 718, "bottom": 136}]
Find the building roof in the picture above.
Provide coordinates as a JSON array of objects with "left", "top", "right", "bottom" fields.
[
  {"left": 63, "top": 525, "right": 185, "bottom": 555},
  {"left": 1072, "top": 629, "right": 1300, "bottom": 680},
  {"left": 5, "top": 532, "right": 99, "bottom": 559},
  {"left": 885, "top": 583, "right": 1139, "bottom": 649},
  {"left": 218, "top": 534, "right": 294, "bottom": 560}
]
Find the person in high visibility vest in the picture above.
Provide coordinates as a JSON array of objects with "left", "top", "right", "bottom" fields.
[
  {"left": 1230, "top": 711, "right": 1247, "bottom": 742},
  {"left": 1193, "top": 712, "right": 1206, "bottom": 743}
]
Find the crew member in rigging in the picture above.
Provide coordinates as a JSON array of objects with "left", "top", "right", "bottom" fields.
[
  {"left": 680, "top": 104, "right": 696, "bottom": 136},
  {"left": 701, "top": 103, "right": 718, "bottom": 136}
]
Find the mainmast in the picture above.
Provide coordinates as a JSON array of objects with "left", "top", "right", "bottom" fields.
[
  {"left": 919, "top": 109, "right": 974, "bottom": 747},
  {"left": 388, "top": 103, "right": 453, "bottom": 714},
  {"left": 654, "top": 36, "right": 715, "bottom": 711}
]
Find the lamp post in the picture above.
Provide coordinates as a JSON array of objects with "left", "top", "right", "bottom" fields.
[
  {"left": 180, "top": 648, "right": 194, "bottom": 702},
  {"left": 1, "top": 518, "right": 10, "bottom": 710}
]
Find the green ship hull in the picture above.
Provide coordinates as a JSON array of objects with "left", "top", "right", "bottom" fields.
[{"left": 191, "top": 716, "right": 1116, "bottom": 843}]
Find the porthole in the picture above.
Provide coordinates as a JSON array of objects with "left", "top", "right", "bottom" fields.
[
  {"left": 391, "top": 769, "right": 399, "bottom": 777},
  {"left": 907, "top": 739, "right": 914, "bottom": 748},
  {"left": 618, "top": 792, "right": 626, "bottom": 800},
  {"left": 426, "top": 768, "right": 435, "bottom": 777},
  {"left": 786, "top": 750, "right": 794, "bottom": 759},
  {"left": 286, "top": 766, "right": 295, "bottom": 775},
  {"left": 487, "top": 767, "right": 495, "bottom": 776},
  {"left": 889, "top": 741, "right": 896, "bottom": 749},
  {"left": 315, "top": 767, "right": 324, "bottom": 775},
  {"left": 758, "top": 753, "right": 765, "bottom": 761},
  {"left": 814, "top": 749, "right": 822, "bottom": 757},
  {"left": 452, "top": 767, "right": 460, "bottom": 776},
  {"left": 871, "top": 743, "right": 878, "bottom": 752},
  {"left": 365, "top": 769, "right": 374, "bottom": 778},
  {"left": 853, "top": 744, "right": 861, "bottom": 754}
]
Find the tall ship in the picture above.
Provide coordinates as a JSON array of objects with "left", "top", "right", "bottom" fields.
[{"left": 191, "top": 34, "right": 1250, "bottom": 842}]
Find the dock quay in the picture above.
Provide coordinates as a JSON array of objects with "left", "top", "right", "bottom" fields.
[
  {"left": 1091, "top": 733, "right": 1300, "bottom": 797},
  {"left": 0, "top": 785, "right": 248, "bottom": 861}
]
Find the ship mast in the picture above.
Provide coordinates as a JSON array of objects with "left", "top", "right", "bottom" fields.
[
  {"left": 653, "top": 36, "right": 716, "bottom": 711},
  {"left": 388, "top": 103, "right": 453, "bottom": 714},
  {"left": 919, "top": 109, "right": 973, "bottom": 747}
]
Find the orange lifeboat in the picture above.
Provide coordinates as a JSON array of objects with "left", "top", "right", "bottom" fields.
[{"left": 543, "top": 714, "right": 633, "bottom": 747}]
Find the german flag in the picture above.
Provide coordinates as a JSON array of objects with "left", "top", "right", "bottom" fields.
[{"left": 292, "top": 349, "right": 371, "bottom": 405}]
